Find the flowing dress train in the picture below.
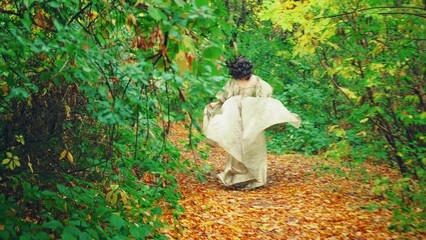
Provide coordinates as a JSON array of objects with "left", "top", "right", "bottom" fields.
[{"left": 203, "top": 76, "right": 301, "bottom": 189}]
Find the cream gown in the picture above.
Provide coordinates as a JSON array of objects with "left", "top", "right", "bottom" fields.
[{"left": 203, "top": 75, "right": 301, "bottom": 189}]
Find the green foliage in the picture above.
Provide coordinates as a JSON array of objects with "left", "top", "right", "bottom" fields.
[
  {"left": 1, "top": 0, "right": 424, "bottom": 235},
  {"left": 232, "top": 12, "right": 333, "bottom": 155},
  {"left": 0, "top": 0, "right": 229, "bottom": 238},
  {"left": 372, "top": 176, "right": 426, "bottom": 231},
  {"left": 256, "top": 0, "right": 425, "bottom": 232}
]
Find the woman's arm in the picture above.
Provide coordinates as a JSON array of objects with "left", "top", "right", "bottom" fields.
[{"left": 214, "top": 80, "right": 232, "bottom": 105}]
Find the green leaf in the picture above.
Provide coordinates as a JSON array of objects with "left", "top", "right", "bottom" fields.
[
  {"left": 169, "top": 27, "right": 183, "bottom": 41},
  {"left": 151, "top": 206, "right": 162, "bottom": 215},
  {"left": 13, "top": 157, "right": 20, "bottom": 167},
  {"left": 57, "top": 184, "right": 67, "bottom": 193},
  {"left": 42, "top": 220, "right": 64, "bottom": 229},
  {"left": 361, "top": 204, "right": 379, "bottom": 211},
  {"left": 48, "top": 1, "right": 61, "bottom": 8},
  {"left": 174, "top": 0, "right": 186, "bottom": 7},
  {"left": 96, "top": 33, "right": 106, "bottom": 46},
  {"left": 195, "top": 0, "right": 209, "bottom": 7},
  {"left": 9, "top": 87, "right": 30, "bottom": 99},
  {"left": 42, "top": 190, "right": 57, "bottom": 198},
  {"left": 23, "top": 0, "right": 34, "bottom": 8},
  {"left": 148, "top": 7, "right": 165, "bottom": 21},
  {"left": 61, "top": 232, "right": 76, "bottom": 240},
  {"left": 202, "top": 46, "right": 222, "bottom": 59},
  {"left": 53, "top": 19, "right": 63, "bottom": 31},
  {"left": 62, "top": 226, "right": 81, "bottom": 240},
  {"left": 9, "top": 162, "right": 15, "bottom": 170},
  {"left": 109, "top": 214, "right": 126, "bottom": 229},
  {"left": 2, "top": 158, "right": 10, "bottom": 165},
  {"left": 95, "top": 207, "right": 111, "bottom": 219},
  {"left": 130, "top": 225, "right": 151, "bottom": 239}
]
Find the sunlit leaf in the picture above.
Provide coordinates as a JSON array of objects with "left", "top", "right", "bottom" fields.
[
  {"left": 14, "top": 157, "right": 20, "bottom": 167},
  {"left": 59, "top": 150, "right": 67, "bottom": 160},
  {"left": 66, "top": 151, "right": 74, "bottom": 164},
  {"left": 2, "top": 158, "right": 10, "bottom": 165}
]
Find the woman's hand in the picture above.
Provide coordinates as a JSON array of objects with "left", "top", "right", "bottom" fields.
[
  {"left": 209, "top": 102, "right": 220, "bottom": 109},
  {"left": 293, "top": 114, "right": 302, "bottom": 122}
]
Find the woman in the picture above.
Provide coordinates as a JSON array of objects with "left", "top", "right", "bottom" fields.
[{"left": 203, "top": 56, "right": 301, "bottom": 190}]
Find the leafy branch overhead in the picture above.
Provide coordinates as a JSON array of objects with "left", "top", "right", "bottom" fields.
[
  {"left": 0, "top": 0, "right": 228, "bottom": 238},
  {"left": 260, "top": 0, "right": 425, "bottom": 172},
  {"left": 258, "top": 0, "right": 425, "bottom": 231}
]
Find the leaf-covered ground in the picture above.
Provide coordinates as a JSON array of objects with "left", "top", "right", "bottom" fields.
[{"left": 164, "top": 124, "right": 423, "bottom": 239}]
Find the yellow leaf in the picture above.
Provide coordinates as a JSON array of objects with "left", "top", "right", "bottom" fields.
[
  {"left": 111, "top": 193, "right": 118, "bottom": 205},
  {"left": 334, "top": 129, "right": 346, "bottom": 137},
  {"left": 106, "top": 191, "right": 113, "bottom": 200},
  {"left": 200, "top": 221, "right": 216, "bottom": 226},
  {"left": 2, "top": 158, "right": 10, "bottom": 165},
  {"left": 14, "top": 157, "right": 21, "bottom": 167},
  {"left": 65, "top": 104, "right": 71, "bottom": 119},
  {"left": 360, "top": 118, "right": 369, "bottom": 123},
  {"left": 15, "top": 135, "right": 25, "bottom": 145},
  {"left": 66, "top": 151, "right": 74, "bottom": 163},
  {"left": 59, "top": 150, "right": 67, "bottom": 160},
  {"left": 111, "top": 184, "right": 119, "bottom": 191},
  {"left": 175, "top": 50, "right": 190, "bottom": 75},
  {"left": 120, "top": 191, "right": 128, "bottom": 205},
  {"left": 227, "top": 224, "right": 243, "bottom": 233},
  {"left": 126, "top": 13, "right": 136, "bottom": 27},
  {"left": 357, "top": 131, "right": 367, "bottom": 137},
  {"left": 134, "top": 0, "right": 145, "bottom": 7},
  {"left": 339, "top": 87, "right": 359, "bottom": 101},
  {"left": 28, "top": 161, "right": 34, "bottom": 174},
  {"left": 420, "top": 112, "right": 426, "bottom": 120},
  {"left": 106, "top": 191, "right": 118, "bottom": 205},
  {"left": 10, "top": 161, "right": 15, "bottom": 170},
  {"left": 328, "top": 125, "right": 339, "bottom": 132},
  {"left": 181, "top": 34, "right": 196, "bottom": 52}
]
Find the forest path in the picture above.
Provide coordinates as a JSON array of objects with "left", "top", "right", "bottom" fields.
[{"left": 164, "top": 123, "right": 420, "bottom": 239}]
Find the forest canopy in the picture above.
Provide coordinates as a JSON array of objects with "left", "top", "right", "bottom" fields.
[{"left": 0, "top": 0, "right": 425, "bottom": 238}]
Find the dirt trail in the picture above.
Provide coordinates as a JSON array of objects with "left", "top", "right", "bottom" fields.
[{"left": 165, "top": 124, "right": 422, "bottom": 239}]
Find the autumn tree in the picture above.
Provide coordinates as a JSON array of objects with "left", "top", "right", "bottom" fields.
[{"left": 259, "top": 0, "right": 425, "bottom": 231}]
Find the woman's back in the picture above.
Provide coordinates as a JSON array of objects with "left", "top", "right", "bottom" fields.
[{"left": 216, "top": 75, "right": 273, "bottom": 101}]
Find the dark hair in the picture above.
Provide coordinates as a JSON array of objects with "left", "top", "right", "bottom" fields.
[{"left": 226, "top": 56, "right": 253, "bottom": 80}]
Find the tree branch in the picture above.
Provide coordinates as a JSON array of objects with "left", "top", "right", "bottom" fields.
[
  {"left": 95, "top": 62, "right": 115, "bottom": 101},
  {"left": 315, "top": 6, "right": 426, "bottom": 19},
  {"left": 378, "top": 12, "right": 426, "bottom": 18},
  {"left": 68, "top": 2, "right": 92, "bottom": 25},
  {"left": 330, "top": 75, "right": 355, "bottom": 105},
  {"left": 0, "top": 9, "right": 22, "bottom": 17}
]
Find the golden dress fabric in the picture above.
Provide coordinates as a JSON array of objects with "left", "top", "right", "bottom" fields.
[{"left": 203, "top": 76, "right": 301, "bottom": 189}]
